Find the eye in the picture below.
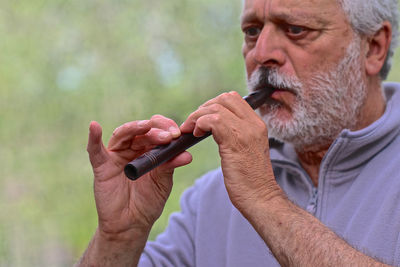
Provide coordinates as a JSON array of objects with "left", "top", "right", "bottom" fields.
[
  {"left": 243, "top": 26, "right": 261, "bottom": 38},
  {"left": 286, "top": 25, "right": 308, "bottom": 38}
]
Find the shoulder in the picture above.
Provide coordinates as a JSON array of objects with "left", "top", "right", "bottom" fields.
[{"left": 383, "top": 82, "right": 400, "bottom": 106}]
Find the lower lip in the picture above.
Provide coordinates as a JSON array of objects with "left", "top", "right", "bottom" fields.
[{"left": 270, "top": 89, "right": 287, "bottom": 99}]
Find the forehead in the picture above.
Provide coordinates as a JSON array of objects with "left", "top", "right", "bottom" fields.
[{"left": 242, "top": 0, "right": 345, "bottom": 25}]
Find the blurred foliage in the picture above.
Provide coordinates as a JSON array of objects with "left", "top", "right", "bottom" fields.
[
  {"left": 0, "top": 0, "right": 245, "bottom": 265},
  {"left": 0, "top": 0, "right": 399, "bottom": 266}
]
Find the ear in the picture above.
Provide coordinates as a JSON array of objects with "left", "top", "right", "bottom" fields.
[{"left": 364, "top": 21, "right": 392, "bottom": 76}]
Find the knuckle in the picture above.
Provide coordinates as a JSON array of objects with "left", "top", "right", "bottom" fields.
[
  {"left": 165, "top": 118, "right": 175, "bottom": 125},
  {"left": 210, "top": 114, "right": 221, "bottom": 124},
  {"left": 229, "top": 91, "right": 239, "bottom": 97},
  {"left": 151, "top": 114, "right": 164, "bottom": 120},
  {"left": 151, "top": 114, "right": 175, "bottom": 127},
  {"left": 187, "top": 111, "right": 198, "bottom": 122},
  {"left": 255, "top": 119, "right": 267, "bottom": 129},
  {"left": 117, "top": 123, "right": 128, "bottom": 132},
  {"left": 219, "top": 92, "right": 230, "bottom": 101},
  {"left": 250, "top": 121, "right": 268, "bottom": 139},
  {"left": 196, "top": 116, "right": 206, "bottom": 126},
  {"left": 147, "top": 128, "right": 161, "bottom": 137},
  {"left": 209, "top": 103, "right": 222, "bottom": 113}
]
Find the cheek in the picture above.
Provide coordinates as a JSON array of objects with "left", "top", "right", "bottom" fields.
[
  {"left": 301, "top": 42, "right": 350, "bottom": 75},
  {"left": 243, "top": 49, "right": 257, "bottom": 80},
  {"left": 290, "top": 50, "right": 322, "bottom": 78}
]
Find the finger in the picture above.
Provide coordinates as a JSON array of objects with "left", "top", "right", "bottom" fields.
[
  {"left": 108, "top": 128, "right": 175, "bottom": 163},
  {"left": 195, "top": 111, "right": 268, "bottom": 147},
  {"left": 87, "top": 121, "right": 109, "bottom": 169},
  {"left": 161, "top": 151, "right": 193, "bottom": 170},
  {"left": 201, "top": 91, "right": 253, "bottom": 119},
  {"left": 180, "top": 92, "right": 255, "bottom": 134},
  {"left": 110, "top": 128, "right": 174, "bottom": 152},
  {"left": 150, "top": 115, "right": 181, "bottom": 138},
  {"left": 108, "top": 120, "right": 152, "bottom": 150},
  {"left": 194, "top": 112, "right": 235, "bottom": 144},
  {"left": 193, "top": 105, "right": 244, "bottom": 145},
  {"left": 192, "top": 114, "right": 216, "bottom": 137},
  {"left": 180, "top": 103, "right": 225, "bottom": 134},
  {"left": 130, "top": 128, "right": 174, "bottom": 151}
]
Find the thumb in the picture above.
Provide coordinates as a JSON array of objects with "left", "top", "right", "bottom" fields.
[{"left": 87, "top": 121, "right": 109, "bottom": 168}]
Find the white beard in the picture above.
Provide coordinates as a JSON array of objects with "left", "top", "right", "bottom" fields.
[{"left": 247, "top": 38, "right": 367, "bottom": 150}]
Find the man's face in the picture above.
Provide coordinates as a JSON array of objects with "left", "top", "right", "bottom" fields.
[{"left": 242, "top": 0, "right": 367, "bottom": 148}]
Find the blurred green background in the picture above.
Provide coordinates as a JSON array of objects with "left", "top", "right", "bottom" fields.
[{"left": 0, "top": 1, "right": 399, "bottom": 266}]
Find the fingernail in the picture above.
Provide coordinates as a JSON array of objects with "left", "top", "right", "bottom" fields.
[
  {"left": 169, "top": 126, "right": 180, "bottom": 138},
  {"left": 138, "top": 120, "right": 149, "bottom": 127},
  {"left": 158, "top": 131, "right": 171, "bottom": 139}
]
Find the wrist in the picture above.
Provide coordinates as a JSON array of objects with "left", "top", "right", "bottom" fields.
[
  {"left": 83, "top": 227, "right": 150, "bottom": 267},
  {"left": 239, "top": 185, "right": 288, "bottom": 222},
  {"left": 97, "top": 224, "right": 152, "bottom": 244},
  {"left": 250, "top": 180, "right": 286, "bottom": 209}
]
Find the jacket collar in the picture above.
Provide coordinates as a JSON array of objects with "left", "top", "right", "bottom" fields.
[{"left": 269, "top": 83, "right": 400, "bottom": 174}]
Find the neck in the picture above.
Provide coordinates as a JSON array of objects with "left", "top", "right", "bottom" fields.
[
  {"left": 355, "top": 78, "right": 386, "bottom": 131},
  {"left": 296, "top": 145, "right": 329, "bottom": 187},
  {"left": 296, "top": 80, "right": 386, "bottom": 187}
]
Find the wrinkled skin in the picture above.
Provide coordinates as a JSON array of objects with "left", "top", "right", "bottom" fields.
[
  {"left": 87, "top": 117, "right": 192, "bottom": 237},
  {"left": 77, "top": 0, "right": 392, "bottom": 265},
  {"left": 180, "top": 91, "right": 281, "bottom": 211}
]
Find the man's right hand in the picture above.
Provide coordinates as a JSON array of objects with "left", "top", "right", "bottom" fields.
[{"left": 81, "top": 115, "right": 192, "bottom": 265}]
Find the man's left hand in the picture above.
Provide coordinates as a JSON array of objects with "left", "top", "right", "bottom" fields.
[{"left": 180, "top": 91, "right": 283, "bottom": 214}]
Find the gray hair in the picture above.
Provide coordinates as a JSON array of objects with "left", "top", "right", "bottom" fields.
[
  {"left": 338, "top": 0, "right": 399, "bottom": 79},
  {"left": 241, "top": 0, "right": 399, "bottom": 79}
]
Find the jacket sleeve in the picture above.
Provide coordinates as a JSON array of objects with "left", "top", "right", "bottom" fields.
[{"left": 138, "top": 179, "right": 200, "bottom": 267}]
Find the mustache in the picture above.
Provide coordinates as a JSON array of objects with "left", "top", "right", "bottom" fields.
[{"left": 247, "top": 67, "right": 302, "bottom": 95}]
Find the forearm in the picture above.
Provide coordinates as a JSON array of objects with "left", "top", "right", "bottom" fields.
[
  {"left": 75, "top": 227, "right": 150, "bottom": 267},
  {"left": 246, "top": 194, "right": 391, "bottom": 267}
]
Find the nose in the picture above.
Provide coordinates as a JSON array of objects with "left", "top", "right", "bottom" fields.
[{"left": 253, "top": 26, "right": 286, "bottom": 68}]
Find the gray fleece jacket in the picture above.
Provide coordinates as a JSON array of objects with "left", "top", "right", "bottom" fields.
[{"left": 140, "top": 82, "right": 400, "bottom": 266}]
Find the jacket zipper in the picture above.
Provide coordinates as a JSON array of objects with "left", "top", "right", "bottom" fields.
[
  {"left": 272, "top": 159, "right": 319, "bottom": 215},
  {"left": 306, "top": 186, "right": 318, "bottom": 215}
]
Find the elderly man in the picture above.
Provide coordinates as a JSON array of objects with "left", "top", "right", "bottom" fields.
[{"left": 77, "top": 0, "right": 399, "bottom": 266}]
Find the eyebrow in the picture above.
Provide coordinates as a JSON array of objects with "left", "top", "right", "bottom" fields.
[
  {"left": 240, "top": 10, "right": 258, "bottom": 24},
  {"left": 272, "top": 11, "right": 330, "bottom": 26},
  {"left": 241, "top": 10, "right": 330, "bottom": 27}
]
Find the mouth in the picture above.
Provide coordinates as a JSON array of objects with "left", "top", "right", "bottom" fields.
[
  {"left": 252, "top": 86, "right": 297, "bottom": 111},
  {"left": 254, "top": 85, "right": 296, "bottom": 98}
]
